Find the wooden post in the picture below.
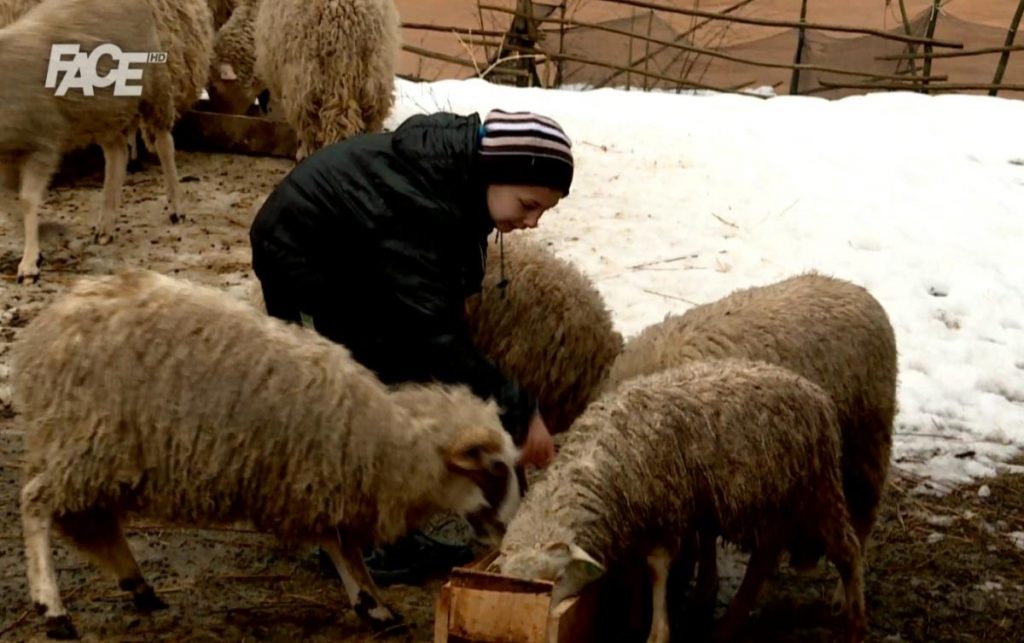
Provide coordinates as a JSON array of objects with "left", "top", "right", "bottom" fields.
[
  {"left": 921, "top": 0, "right": 941, "bottom": 93},
  {"left": 790, "top": 0, "right": 809, "bottom": 94},
  {"left": 625, "top": 8, "right": 636, "bottom": 90},
  {"left": 990, "top": 0, "right": 1024, "bottom": 96},
  {"left": 642, "top": 10, "right": 655, "bottom": 90},
  {"left": 895, "top": 0, "right": 919, "bottom": 78},
  {"left": 556, "top": 0, "right": 567, "bottom": 86}
]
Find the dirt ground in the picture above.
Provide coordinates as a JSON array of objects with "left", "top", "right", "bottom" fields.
[{"left": 1, "top": 151, "right": 1023, "bottom": 642}]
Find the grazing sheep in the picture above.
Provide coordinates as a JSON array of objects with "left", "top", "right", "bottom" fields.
[
  {"left": 603, "top": 271, "right": 898, "bottom": 583},
  {"left": 465, "top": 234, "right": 623, "bottom": 435},
  {"left": 209, "top": 0, "right": 401, "bottom": 159},
  {"left": 13, "top": 269, "right": 520, "bottom": 640},
  {"left": 0, "top": 0, "right": 177, "bottom": 283},
  {"left": 496, "top": 360, "right": 867, "bottom": 643}
]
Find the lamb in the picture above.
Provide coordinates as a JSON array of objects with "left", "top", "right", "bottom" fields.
[
  {"left": 465, "top": 234, "right": 623, "bottom": 435},
  {"left": 496, "top": 359, "right": 867, "bottom": 643},
  {"left": 0, "top": 0, "right": 214, "bottom": 284},
  {"left": 603, "top": 271, "right": 898, "bottom": 584},
  {"left": 12, "top": 269, "right": 520, "bottom": 640},
  {"left": 210, "top": 0, "right": 401, "bottom": 160}
]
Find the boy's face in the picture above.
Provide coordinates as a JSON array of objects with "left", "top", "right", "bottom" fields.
[{"left": 486, "top": 185, "right": 563, "bottom": 232}]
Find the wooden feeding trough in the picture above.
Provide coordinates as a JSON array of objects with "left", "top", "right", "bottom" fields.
[
  {"left": 172, "top": 99, "right": 298, "bottom": 159},
  {"left": 434, "top": 549, "right": 602, "bottom": 643}
]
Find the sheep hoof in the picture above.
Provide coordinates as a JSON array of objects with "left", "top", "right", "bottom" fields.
[
  {"left": 44, "top": 615, "right": 78, "bottom": 640},
  {"left": 16, "top": 255, "right": 41, "bottom": 284},
  {"left": 132, "top": 587, "right": 169, "bottom": 612}
]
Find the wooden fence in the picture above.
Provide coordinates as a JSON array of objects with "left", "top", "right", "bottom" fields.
[{"left": 399, "top": 0, "right": 1024, "bottom": 98}]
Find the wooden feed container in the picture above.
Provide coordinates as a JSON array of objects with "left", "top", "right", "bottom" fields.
[{"left": 434, "top": 549, "right": 602, "bottom": 643}]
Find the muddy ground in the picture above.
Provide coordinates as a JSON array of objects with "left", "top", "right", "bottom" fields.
[{"left": 1, "top": 151, "right": 1022, "bottom": 642}]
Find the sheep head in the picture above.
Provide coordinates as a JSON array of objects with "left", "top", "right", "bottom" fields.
[{"left": 499, "top": 541, "right": 605, "bottom": 607}]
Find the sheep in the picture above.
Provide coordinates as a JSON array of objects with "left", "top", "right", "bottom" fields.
[
  {"left": 209, "top": 0, "right": 401, "bottom": 160},
  {"left": 495, "top": 359, "right": 867, "bottom": 643},
  {"left": 603, "top": 271, "right": 898, "bottom": 590},
  {"left": 12, "top": 269, "right": 520, "bottom": 640},
  {"left": 465, "top": 234, "right": 624, "bottom": 436},
  {"left": 0, "top": 0, "right": 176, "bottom": 283}
]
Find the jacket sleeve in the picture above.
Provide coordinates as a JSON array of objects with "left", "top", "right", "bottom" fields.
[{"left": 377, "top": 238, "right": 537, "bottom": 445}]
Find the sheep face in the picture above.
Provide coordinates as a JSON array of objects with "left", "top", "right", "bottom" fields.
[
  {"left": 500, "top": 542, "right": 605, "bottom": 606},
  {"left": 389, "top": 384, "right": 521, "bottom": 544},
  {"left": 441, "top": 424, "right": 520, "bottom": 545}
]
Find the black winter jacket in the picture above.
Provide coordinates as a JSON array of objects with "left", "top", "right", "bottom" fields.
[{"left": 249, "top": 112, "right": 536, "bottom": 444}]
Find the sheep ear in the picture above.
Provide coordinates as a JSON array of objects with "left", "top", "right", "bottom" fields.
[
  {"left": 446, "top": 426, "right": 502, "bottom": 473},
  {"left": 219, "top": 62, "right": 237, "bottom": 81},
  {"left": 550, "top": 543, "right": 604, "bottom": 606}
]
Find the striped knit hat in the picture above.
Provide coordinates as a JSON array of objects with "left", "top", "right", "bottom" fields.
[{"left": 478, "top": 109, "right": 574, "bottom": 196}]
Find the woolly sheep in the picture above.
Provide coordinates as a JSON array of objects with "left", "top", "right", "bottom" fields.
[
  {"left": 465, "top": 234, "right": 623, "bottom": 435},
  {"left": 496, "top": 360, "right": 867, "bottom": 643},
  {"left": 13, "top": 269, "right": 520, "bottom": 640},
  {"left": 603, "top": 271, "right": 898, "bottom": 583},
  {"left": 210, "top": 0, "right": 401, "bottom": 160},
  {"left": 0, "top": 0, "right": 178, "bottom": 283}
]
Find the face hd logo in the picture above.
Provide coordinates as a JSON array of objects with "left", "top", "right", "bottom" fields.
[{"left": 45, "top": 43, "right": 167, "bottom": 97}]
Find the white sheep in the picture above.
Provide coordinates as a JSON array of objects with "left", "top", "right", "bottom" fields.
[
  {"left": 210, "top": 0, "right": 401, "bottom": 160},
  {"left": 496, "top": 359, "right": 867, "bottom": 643},
  {"left": 603, "top": 271, "right": 898, "bottom": 590},
  {"left": 0, "top": 0, "right": 176, "bottom": 283},
  {"left": 465, "top": 234, "right": 623, "bottom": 436},
  {"left": 13, "top": 269, "right": 520, "bottom": 640}
]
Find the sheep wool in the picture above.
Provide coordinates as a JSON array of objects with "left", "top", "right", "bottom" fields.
[{"left": 465, "top": 234, "right": 623, "bottom": 435}]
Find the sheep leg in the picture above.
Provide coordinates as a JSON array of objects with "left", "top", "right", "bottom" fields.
[
  {"left": 93, "top": 135, "right": 128, "bottom": 245},
  {"left": 53, "top": 509, "right": 167, "bottom": 612},
  {"left": 21, "top": 474, "right": 78, "bottom": 640},
  {"left": 821, "top": 510, "right": 867, "bottom": 643},
  {"left": 711, "top": 538, "right": 783, "bottom": 643},
  {"left": 16, "top": 158, "right": 54, "bottom": 284},
  {"left": 149, "top": 128, "right": 181, "bottom": 224},
  {"left": 693, "top": 531, "right": 720, "bottom": 617},
  {"left": 317, "top": 534, "right": 403, "bottom": 630},
  {"left": 644, "top": 545, "right": 673, "bottom": 643}
]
